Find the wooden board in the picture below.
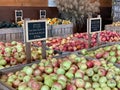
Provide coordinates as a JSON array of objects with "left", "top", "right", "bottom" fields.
[
  {"left": 100, "top": 0, "right": 112, "bottom": 7},
  {"left": 0, "top": 0, "right": 48, "bottom": 7}
]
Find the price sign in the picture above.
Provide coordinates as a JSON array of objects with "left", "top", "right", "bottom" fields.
[
  {"left": 15, "top": 10, "right": 23, "bottom": 23},
  {"left": 40, "top": 10, "right": 46, "bottom": 19},
  {"left": 25, "top": 20, "right": 47, "bottom": 42},
  {"left": 87, "top": 16, "right": 101, "bottom": 34}
]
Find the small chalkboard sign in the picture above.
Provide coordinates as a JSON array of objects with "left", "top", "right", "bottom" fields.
[
  {"left": 87, "top": 16, "right": 101, "bottom": 34},
  {"left": 25, "top": 20, "right": 47, "bottom": 42},
  {"left": 15, "top": 10, "right": 23, "bottom": 23},
  {"left": 40, "top": 10, "right": 46, "bottom": 19}
]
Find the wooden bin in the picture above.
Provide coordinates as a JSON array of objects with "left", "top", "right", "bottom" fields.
[
  {"left": 51, "top": 23, "right": 73, "bottom": 37},
  {"left": 0, "top": 28, "right": 23, "bottom": 42},
  {"left": 105, "top": 24, "right": 120, "bottom": 32}
]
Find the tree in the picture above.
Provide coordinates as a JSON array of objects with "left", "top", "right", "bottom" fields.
[{"left": 55, "top": 0, "right": 100, "bottom": 32}]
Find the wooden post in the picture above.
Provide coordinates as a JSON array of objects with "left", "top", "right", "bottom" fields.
[
  {"left": 25, "top": 42, "right": 31, "bottom": 63},
  {"left": 41, "top": 40, "right": 46, "bottom": 59}
]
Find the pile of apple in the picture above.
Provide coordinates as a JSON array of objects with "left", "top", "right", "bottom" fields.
[
  {"left": 80, "top": 44, "right": 120, "bottom": 64},
  {"left": 74, "top": 31, "right": 120, "bottom": 47},
  {"left": 0, "top": 41, "right": 55, "bottom": 69},
  {"left": 47, "top": 38, "right": 88, "bottom": 52},
  {"left": 1, "top": 54, "right": 120, "bottom": 90}
]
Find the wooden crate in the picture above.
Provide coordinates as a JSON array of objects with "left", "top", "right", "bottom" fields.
[
  {"left": 105, "top": 24, "right": 120, "bottom": 32},
  {"left": 0, "top": 28, "right": 23, "bottom": 42},
  {"left": 51, "top": 23, "right": 73, "bottom": 37}
]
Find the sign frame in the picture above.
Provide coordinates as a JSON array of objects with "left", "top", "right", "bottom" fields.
[
  {"left": 24, "top": 20, "right": 47, "bottom": 42},
  {"left": 87, "top": 16, "right": 102, "bottom": 34}
]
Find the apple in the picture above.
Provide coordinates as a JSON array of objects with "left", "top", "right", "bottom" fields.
[
  {"left": 44, "top": 66, "right": 53, "bottom": 74},
  {"left": 18, "top": 84, "right": 27, "bottom": 90},
  {"left": 86, "top": 68, "right": 94, "bottom": 77},
  {"left": 95, "top": 87, "right": 102, "bottom": 90},
  {"left": 100, "top": 83, "right": 107, "bottom": 88},
  {"left": 75, "top": 70, "right": 84, "bottom": 78},
  {"left": 107, "top": 79, "right": 116, "bottom": 88},
  {"left": 23, "top": 75, "right": 31, "bottom": 82},
  {"left": 51, "top": 82, "right": 62, "bottom": 90},
  {"left": 102, "top": 86, "right": 111, "bottom": 90},
  {"left": 33, "top": 69, "right": 41, "bottom": 76},
  {"left": 98, "top": 68, "right": 107, "bottom": 76},
  {"left": 86, "top": 60, "right": 94, "bottom": 68},
  {"left": 61, "top": 60, "right": 72, "bottom": 71},
  {"left": 109, "top": 56, "right": 117, "bottom": 63},
  {"left": 65, "top": 71, "right": 74, "bottom": 79},
  {"left": 75, "top": 79, "right": 85, "bottom": 88},
  {"left": 85, "top": 82, "right": 91, "bottom": 89},
  {"left": 24, "top": 67, "right": 33, "bottom": 75},
  {"left": 106, "top": 71, "right": 115, "bottom": 79},
  {"left": 66, "top": 84, "right": 76, "bottom": 90},
  {"left": 58, "top": 74, "right": 67, "bottom": 82},
  {"left": 58, "top": 80, "right": 66, "bottom": 89},
  {"left": 99, "top": 76, "right": 107, "bottom": 83},
  {"left": 44, "top": 76, "right": 54, "bottom": 87},
  {"left": 56, "top": 68, "right": 65, "bottom": 75},
  {"left": 92, "top": 82, "right": 99, "bottom": 88},
  {"left": 92, "top": 74, "right": 100, "bottom": 82},
  {"left": 83, "top": 75, "right": 89, "bottom": 81},
  {"left": 41, "top": 85, "right": 50, "bottom": 90},
  {"left": 78, "top": 63, "right": 87, "bottom": 70}
]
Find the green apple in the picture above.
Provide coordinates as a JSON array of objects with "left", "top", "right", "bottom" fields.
[
  {"left": 41, "top": 85, "right": 50, "bottom": 90},
  {"left": 109, "top": 51, "right": 116, "bottom": 56},
  {"left": 92, "top": 74, "right": 100, "bottom": 82},
  {"left": 83, "top": 75, "right": 89, "bottom": 81},
  {"left": 109, "top": 56, "right": 117, "bottom": 63},
  {"left": 100, "top": 83, "right": 107, "bottom": 88},
  {"left": 95, "top": 87, "right": 102, "bottom": 90},
  {"left": 61, "top": 60, "right": 72, "bottom": 70},
  {"left": 85, "top": 82, "right": 91, "bottom": 89},
  {"left": 102, "top": 86, "right": 111, "bottom": 90},
  {"left": 65, "top": 71, "right": 74, "bottom": 79},
  {"left": 106, "top": 71, "right": 115, "bottom": 79},
  {"left": 23, "top": 75, "right": 31, "bottom": 82},
  {"left": 86, "top": 68, "right": 94, "bottom": 77},
  {"left": 78, "top": 63, "right": 87, "bottom": 70},
  {"left": 56, "top": 68, "right": 65, "bottom": 75},
  {"left": 18, "top": 85, "right": 27, "bottom": 90},
  {"left": 92, "top": 82, "right": 99, "bottom": 88},
  {"left": 75, "top": 57, "right": 82, "bottom": 62},
  {"left": 107, "top": 79, "right": 116, "bottom": 88},
  {"left": 99, "top": 76, "right": 107, "bottom": 83},
  {"left": 24, "top": 87, "right": 32, "bottom": 90},
  {"left": 77, "top": 88, "right": 85, "bottom": 90},
  {"left": 117, "top": 81, "right": 120, "bottom": 88}
]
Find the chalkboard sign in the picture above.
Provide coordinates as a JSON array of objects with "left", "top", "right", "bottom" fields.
[
  {"left": 15, "top": 10, "right": 23, "bottom": 23},
  {"left": 87, "top": 17, "right": 101, "bottom": 34},
  {"left": 25, "top": 20, "right": 47, "bottom": 42},
  {"left": 40, "top": 10, "right": 46, "bottom": 19}
]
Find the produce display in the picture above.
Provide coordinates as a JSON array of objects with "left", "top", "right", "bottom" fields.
[
  {"left": 80, "top": 44, "right": 120, "bottom": 64},
  {"left": 112, "top": 21, "right": 120, "bottom": 26},
  {"left": 0, "top": 41, "right": 55, "bottom": 69},
  {"left": 1, "top": 54, "right": 120, "bottom": 90},
  {"left": 74, "top": 31, "right": 120, "bottom": 46},
  {"left": 47, "top": 18, "right": 71, "bottom": 25},
  {"left": 0, "top": 21, "right": 20, "bottom": 28},
  {"left": 32, "top": 31, "right": 120, "bottom": 52},
  {"left": 47, "top": 37, "right": 88, "bottom": 52}
]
